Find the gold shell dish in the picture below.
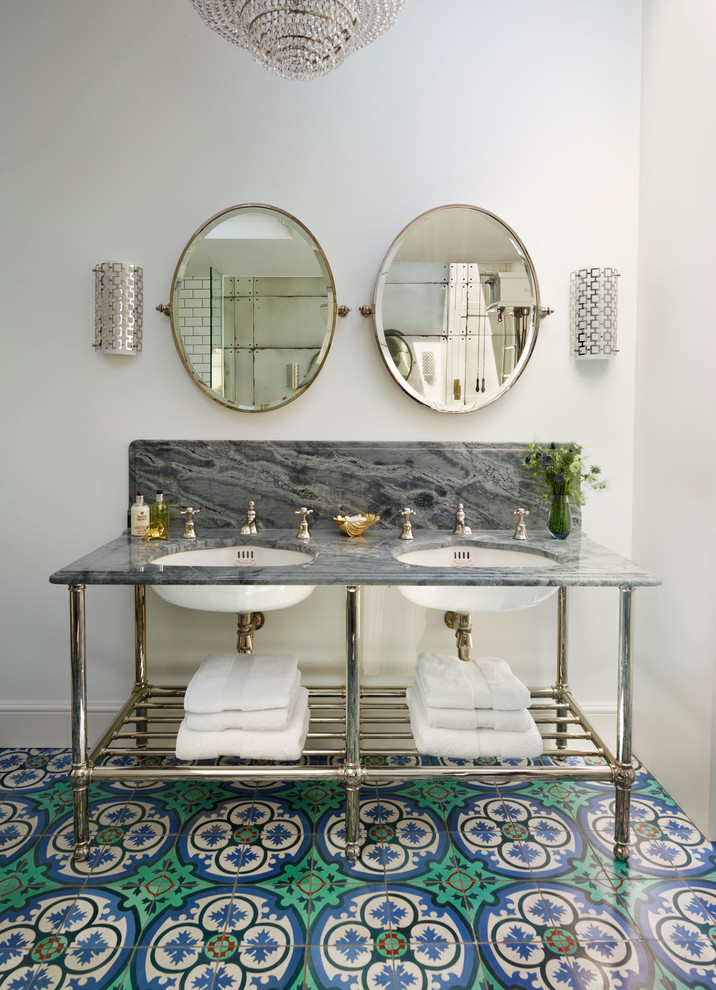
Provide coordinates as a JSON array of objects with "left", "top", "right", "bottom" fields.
[{"left": 333, "top": 513, "right": 380, "bottom": 537}]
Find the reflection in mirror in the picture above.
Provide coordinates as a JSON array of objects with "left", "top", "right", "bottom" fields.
[
  {"left": 170, "top": 205, "right": 336, "bottom": 412},
  {"left": 373, "top": 205, "right": 541, "bottom": 413}
]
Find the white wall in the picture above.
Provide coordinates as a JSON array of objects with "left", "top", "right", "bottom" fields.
[
  {"left": 634, "top": 0, "right": 716, "bottom": 837},
  {"left": 0, "top": 2, "right": 642, "bottom": 754}
]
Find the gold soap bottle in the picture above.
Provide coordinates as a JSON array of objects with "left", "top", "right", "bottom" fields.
[
  {"left": 130, "top": 491, "right": 150, "bottom": 537},
  {"left": 151, "top": 490, "right": 170, "bottom": 537}
]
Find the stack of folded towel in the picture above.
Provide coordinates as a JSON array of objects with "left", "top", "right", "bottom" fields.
[
  {"left": 176, "top": 652, "right": 309, "bottom": 761},
  {"left": 406, "top": 652, "right": 543, "bottom": 759}
]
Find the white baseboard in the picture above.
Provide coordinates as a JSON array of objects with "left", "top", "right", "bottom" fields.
[
  {"left": 0, "top": 702, "right": 123, "bottom": 749},
  {"left": 0, "top": 700, "right": 619, "bottom": 752}
]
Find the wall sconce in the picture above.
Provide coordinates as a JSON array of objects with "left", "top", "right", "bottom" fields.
[
  {"left": 93, "top": 262, "right": 143, "bottom": 354},
  {"left": 570, "top": 267, "right": 619, "bottom": 359}
]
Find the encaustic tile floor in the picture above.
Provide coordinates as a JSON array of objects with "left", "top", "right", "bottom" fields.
[{"left": 0, "top": 749, "right": 715, "bottom": 990}]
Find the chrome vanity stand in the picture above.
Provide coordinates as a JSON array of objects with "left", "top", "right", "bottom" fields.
[
  {"left": 58, "top": 433, "right": 656, "bottom": 865},
  {"left": 64, "top": 577, "right": 636, "bottom": 865}
]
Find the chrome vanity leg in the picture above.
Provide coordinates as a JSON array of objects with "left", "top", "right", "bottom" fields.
[
  {"left": 135, "top": 585, "right": 148, "bottom": 748},
  {"left": 343, "top": 586, "right": 364, "bottom": 862},
  {"left": 555, "top": 587, "right": 569, "bottom": 750},
  {"left": 69, "top": 585, "right": 90, "bottom": 862},
  {"left": 614, "top": 586, "right": 635, "bottom": 861}
]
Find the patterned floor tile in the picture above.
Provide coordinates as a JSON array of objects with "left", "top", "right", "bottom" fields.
[
  {"left": 480, "top": 939, "right": 583, "bottom": 989},
  {"left": 112, "top": 879, "right": 205, "bottom": 941},
  {"left": 30, "top": 781, "right": 126, "bottom": 838},
  {"left": 538, "top": 847, "right": 667, "bottom": 926},
  {"left": 684, "top": 878, "right": 716, "bottom": 925},
  {"left": 0, "top": 937, "right": 34, "bottom": 978},
  {"left": 0, "top": 886, "right": 140, "bottom": 988},
  {"left": 528, "top": 880, "right": 663, "bottom": 988},
  {"left": 0, "top": 853, "right": 88, "bottom": 914},
  {"left": 264, "top": 778, "right": 346, "bottom": 828},
  {"left": 583, "top": 824, "right": 716, "bottom": 883},
  {"left": 628, "top": 878, "right": 716, "bottom": 970},
  {"left": 451, "top": 831, "right": 551, "bottom": 884},
  {"left": 439, "top": 777, "right": 505, "bottom": 803},
  {"left": 0, "top": 797, "right": 46, "bottom": 873},
  {"left": 373, "top": 777, "right": 477, "bottom": 817},
  {"left": 316, "top": 806, "right": 456, "bottom": 884},
  {"left": 310, "top": 881, "right": 476, "bottom": 987},
  {"left": 177, "top": 795, "right": 314, "bottom": 884},
  {"left": 1, "top": 747, "right": 715, "bottom": 989},
  {"left": 306, "top": 943, "right": 396, "bottom": 990},
  {"left": 34, "top": 802, "right": 182, "bottom": 888},
  {"left": 154, "top": 779, "right": 254, "bottom": 823},
  {"left": 457, "top": 793, "right": 588, "bottom": 881},
  {"left": 0, "top": 751, "right": 33, "bottom": 791},
  {"left": 468, "top": 880, "right": 584, "bottom": 989},
  {"left": 12, "top": 944, "right": 135, "bottom": 989},
  {"left": 384, "top": 879, "right": 474, "bottom": 939},
  {"left": 497, "top": 775, "right": 607, "bottom": 818},
  {"left": 371, "top": 791, "right": 449, "bottom": 831},
  {"left": 399, "top": 939, "right": 485, "bottom": 988},
  {"left": 128, "top": 941, "right": 307, "bottom": 989},
  {"left": 646, "top": 937, "right": 716, "bottom": 989},
  {"left": 0, "top": 750, "right": 72, "bottom": 796}
]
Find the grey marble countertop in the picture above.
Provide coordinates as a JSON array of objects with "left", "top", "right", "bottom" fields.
[{"left": 49, "top": 528, "right": 660, "bottom": 588}]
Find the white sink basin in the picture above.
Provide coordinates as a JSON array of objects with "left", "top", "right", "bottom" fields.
[
  {"left": 396, "top": 544, "right": 558, "bottom": 612},
  {"left": 150, "top": 544, "right": 315, "bottom": 613}
]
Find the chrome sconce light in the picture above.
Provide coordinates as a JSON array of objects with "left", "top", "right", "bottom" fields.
[
  {"left": 570, "top": 267, "right": 619, "bottom": 359},
  {"left": 93, "top": 261, "right": 143, "bottom": 355}
]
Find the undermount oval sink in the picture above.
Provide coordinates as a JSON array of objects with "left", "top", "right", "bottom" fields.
[
  {"left": 150, "top": 544, "right": 316, "bottom": 613},
  {"left": 396, "top": 544, "right": 558, "bottom": 613}
]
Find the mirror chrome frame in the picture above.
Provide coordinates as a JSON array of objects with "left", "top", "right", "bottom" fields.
[
  {"left": 169, "top": 203, "right": 338, "bottom": 413},
  {"left": 372, "top": 204, "right": 542, "bottom": 414}
]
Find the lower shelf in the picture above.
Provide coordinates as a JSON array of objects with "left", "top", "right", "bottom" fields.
[{"left": 88, "top": 684, "right": 616, "bottom": 783}]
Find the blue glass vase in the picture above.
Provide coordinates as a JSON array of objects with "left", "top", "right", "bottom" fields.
[{"left": 548, "top": 491, "right": 572, "bottom": 539}]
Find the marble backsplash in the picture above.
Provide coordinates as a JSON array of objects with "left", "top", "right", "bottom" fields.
[{"left": 128, "top": 440, "right": 582, "bottom": 532}]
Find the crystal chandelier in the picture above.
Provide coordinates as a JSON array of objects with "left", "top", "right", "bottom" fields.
[{"left": 191, "top": 0, "right": 405, "bottom": 80}]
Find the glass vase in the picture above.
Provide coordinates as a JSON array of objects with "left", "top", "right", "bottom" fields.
[{"left": 548, "top": 492, "right": 572, "bottom": 539}]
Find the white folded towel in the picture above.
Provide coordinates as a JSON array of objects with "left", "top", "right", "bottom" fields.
[
  {"left": 176, "top": 688, "right": 310, "bottom": 761},
  {"left": 406, "top": 687, "right": 543, "bottom": 760},
  {"left": 184, "top": 652, "right": 298, "bottom": 714},
  {"left": 410, "top": 680, "right": 532, "bottom": 732},
  {"left": 185, "top": 671, "right": 301, "bottom": 731},
  {"left": 415, "top": 653, "right": 530, "bottom": 712}
]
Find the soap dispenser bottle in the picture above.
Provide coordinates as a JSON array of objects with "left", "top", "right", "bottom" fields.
[
  {"left": 151, "top": 490, "right": 170, "bottom": 537},
  {"left": 130, "top": 491, "right": 150, "bottom": 537}
]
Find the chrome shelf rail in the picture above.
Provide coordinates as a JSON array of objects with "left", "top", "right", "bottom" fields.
[
  {"left": 68, "top": 583, "right": 632, "bottom": 863},
  {"left": 88, "top": 683, "right": 613, "bottom": 773}
]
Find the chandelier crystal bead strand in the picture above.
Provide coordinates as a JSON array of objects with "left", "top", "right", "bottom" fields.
[{"left": 191, "top": 0, "right": 405, "bottom": 80}]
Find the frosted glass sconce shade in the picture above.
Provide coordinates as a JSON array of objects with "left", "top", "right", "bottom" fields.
[
  {"left": 570, "top": 267, "right": 619, "bottom": 359},
  {"left": 93, "top": 261, "right": 143, "bottom": 355}
]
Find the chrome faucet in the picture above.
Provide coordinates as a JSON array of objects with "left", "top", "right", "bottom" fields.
[
  {"left": 398, "top": 507, "right": 416, "bottom": 540},
  {"left": 513, "top": 507, "right": 529, "bottom": 541},
  {"left": 240, "top": 500, "right": 258, "bottom": 535},
  {"left": 295, "top": 507, "right": 313, "bottom": 541},
  {"left": 453, "top": 503, "right": 472, "bottom": 535},
  {"left": 180, "top": 507, "right": 199, "bottom": 539}
]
